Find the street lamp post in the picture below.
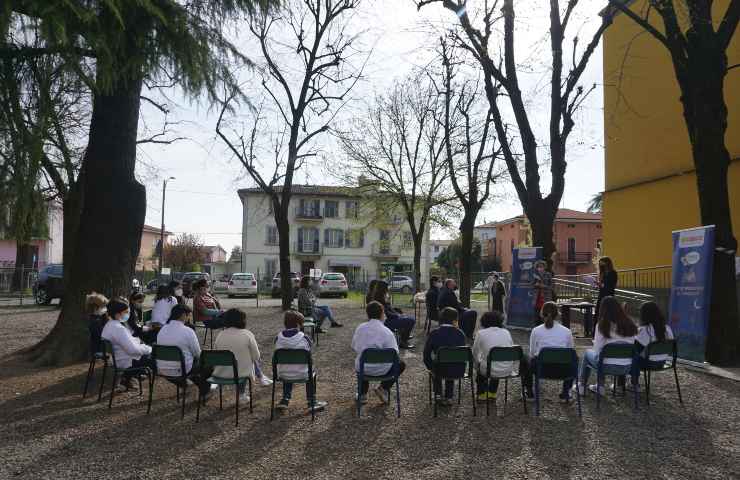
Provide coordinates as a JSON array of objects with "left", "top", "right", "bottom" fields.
[{"left": 159, "top": 177, "right": 175, "bottom": 279}]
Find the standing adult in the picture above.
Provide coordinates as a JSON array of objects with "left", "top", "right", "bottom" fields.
[
  {"left": 366, "top": 280, "right": 415, "bottom": 349},
  {"left": 169, "top": 280, "right": 185, "bottom": 305},
  {"left": 437, "top": 279, "right": 477, "bottom": 340},
  {"left": 594, "top": 257, "right": 618, "bottom": 328},
  {"left": 532, "top": 261, "right": 553, "bottom": 326},
  {"left": 489, "top": 274, "right": 507, "bottom": 314}
]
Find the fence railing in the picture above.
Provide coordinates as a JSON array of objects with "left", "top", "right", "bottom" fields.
[{"left": 0, "top": 267, "right": 39, "bottom": 305}]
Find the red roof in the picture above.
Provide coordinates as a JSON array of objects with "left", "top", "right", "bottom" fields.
[{"left": 493, "top": 209, "right": 601, "bottom": 226}]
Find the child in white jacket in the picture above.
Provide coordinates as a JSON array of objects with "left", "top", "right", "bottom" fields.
[
  {"left": 472, "top": 311, "right": 516, "bottom": 401},
  {"left": 274, "top": 311, "right": 327, "bottom": 413}
]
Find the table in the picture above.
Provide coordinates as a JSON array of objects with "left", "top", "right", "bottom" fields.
[{"left": 559, "top": 302, "right": 596, "bottom": 337}]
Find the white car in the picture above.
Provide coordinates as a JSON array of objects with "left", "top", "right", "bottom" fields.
[
  {"left": 227, "top": 273, "right": 258, "bottom": 298},
  {"left": 317, "top": 272, "right": 349, "bottom": 298},
  {"left": 390, "top": 275, "right": 414, "bottom": 294}
]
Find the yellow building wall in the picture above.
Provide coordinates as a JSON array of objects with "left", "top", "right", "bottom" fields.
[{"left": 602, "top": 0, "right": 740, "bottom": 269}]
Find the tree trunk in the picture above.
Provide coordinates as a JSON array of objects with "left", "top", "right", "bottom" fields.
[
  {"left": 276, "top": 208, "right": 293, "bottom": 311},
  {"left": 11, "top": 244, "right": 33, "bottom": 291},
  {"left": 527, "top": 198, "right": 558, "bottom": 268},
  {"left": 26, "top": 77, "right": 146, "bottom": 366},
  {"left": 459, "top": 212, "right": 476, "bottom": 307},
  {"left": 412, "top": 234, "right": 423, "bottom": 294},
  {"left": 683, "top": 62, "right": 739, "bottom": 365}
]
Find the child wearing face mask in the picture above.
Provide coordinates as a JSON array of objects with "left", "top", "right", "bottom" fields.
[
  {"left": 169, "top": 280, "right": 185, "bottom": 305},
  {"left": 101, "top": 298, "right": 153, "bottom": 391},
  {"left": 126, "top": 292, "right": 146, "bottom": 338}
]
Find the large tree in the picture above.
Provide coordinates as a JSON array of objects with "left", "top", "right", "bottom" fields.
[
  {"left": 436, "top": 39, "right": 503, "bottom": 306},
  {"left": 5, "top": 0, "right": 278, "bottom": 365},
  {"left": 338, "top": 72, "right": 448, "bottom": 293},
  {"left": 419, "top": 0, "right": 611, "bottom": 268},
  {"left": 605, "top": 0, "right": 739, "bottom": 364},
  {"left": 217, "top": 0, "right": 363, "bottom": 310}
]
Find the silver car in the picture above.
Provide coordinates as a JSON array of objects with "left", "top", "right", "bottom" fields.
[
  {"left": 390, "top": 275, "right": 414, "bottom": 294},
  {"left": 227, "top": 273, "right": 258, "bottom": 298},
  {"left": 317, "top": 272, "right": 348, "bottom": 298}
]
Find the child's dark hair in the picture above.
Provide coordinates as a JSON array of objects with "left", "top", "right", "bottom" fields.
[
  {"left": 366, "top": 300, "right": 384, "bottom": 319},
  {"left": 222, "top": 308, "right": 247, "bottom": 329},
  {"left": 168, "top": 280, "right": 181, "bottom": 296},
  {"left": 192, "top": 278, "right": 209, "bottom": 291},
  {"left": 540, "top": 302, "right": 559, "bottom": 328},
  {"left": 169, "top": 304, "right": 192, "bottom": 322},
  {"left": 155, "top": 285, "right": 170, "bottom": 302},
  {"left": 439, "top": 307, "right": 458, "bottom": 325},
  {"left": 107, "top": 298, "right": 129, "bottom": 319},
  {"left": 640, "top": 301, "right": 667, "bottom": 342},
  {"left": 480, "top": 311, "right": 504, "bottom": 329},
  {"left": 284, "top": 310, "right": 304, "bottom": 329}
]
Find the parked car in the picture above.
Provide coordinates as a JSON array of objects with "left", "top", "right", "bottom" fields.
[
  {"left": 228, "top": 273, "right": 258, "bottom": 298},
  {"left": 271, "top": 271, "right": 301, "bottom": 298},
  {"left": 389, "top": 275, "right": 414, "bottom": 294},
  {"left": 33, "top": 264, "right": 64, "bottom": 305},
  {"left": 181, "top": 272, "right": 210, "bottom": 297},
  {"left": 317, "top": 272, "right": 348, "bottom": 298},
  {"left": 212, "top": 274, "right": 231, "bottom": 294}
]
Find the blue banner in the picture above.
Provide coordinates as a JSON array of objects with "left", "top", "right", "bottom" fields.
[
  {"left": 668, "top": 226, "right": 715, "bottom": 363},
  {"left": 507, "top": 247, "right": 542, "bottom": 328}
]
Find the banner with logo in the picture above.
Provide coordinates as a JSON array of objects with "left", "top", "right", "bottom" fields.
[
  {"left": 668, "top": 226, "right": 715, "bottom": 363},
  {"left": 507, "top": 247, "right": 542, "bottom": 328}
]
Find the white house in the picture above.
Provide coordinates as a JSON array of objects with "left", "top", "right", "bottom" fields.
[
  {"left": 429, "top": 239, "right": 453, "bottom": 265},
  {"left": 238, "top": 185, "right": 431, "bottom": 287}
]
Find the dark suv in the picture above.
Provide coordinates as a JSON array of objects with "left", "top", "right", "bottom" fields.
[
  {"left": 33, "top": 264, "right": 64, "bottom": 305},
  {"left": 271, "top": 271, "right": 301, "bottom": 298},
  {"left": 181, "top": 272, "right": 211, "bottom": 298}
]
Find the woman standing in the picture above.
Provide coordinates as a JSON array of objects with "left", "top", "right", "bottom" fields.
[
  {"left": 594, "top": 257, "right": 618, "bottom": 331},
  {"left": 489, "top": 274, "right": 507, "bottom": 314},
  {"left": 532, "top": 261, "right": 553, "bottom": 326}
]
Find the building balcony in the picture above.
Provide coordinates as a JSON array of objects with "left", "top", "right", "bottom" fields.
[
  {"left": 293, "top": 241, "right": 323, "bottom": 258},
  {"left": 558, "top": 251, "right": 593, "bottom": 264},
  {"left": 294, "top": 207, "right": 323, "bottom": 222},
  {"left": 371, "top": 241, "right": 401, "bottom": 259}
]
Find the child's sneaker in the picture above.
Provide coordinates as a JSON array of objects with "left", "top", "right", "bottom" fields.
[
  {"left": 476, "top": 392, "right": 488, "bottom": 403},
  {"left": 487, "top": 392, "right": 497, "bottom": 401},
  {"left": 573, "top": 383, "right": 586, "bottom": 396},
  {"left": 558, "top": 392, "right": 571, "bottom": 404},
  {"left": 259, "top": 376, "right": 274, "bottom": 386},
  {"left": 275, "top": 399, "right": 289, "bottom": 411},
  {"left": 374, "top": 386, "right": 389, "bottom": 405},
  {"left": 588, "top": 384, "right": 606, "bottom": 396},
  {"left": 308, "top": 400, "right": 327, "bottom": 413}
]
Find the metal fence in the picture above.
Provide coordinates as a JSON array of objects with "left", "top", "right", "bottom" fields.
[{"left": 0, "top": 266, "right": 39, "bottom": 305}]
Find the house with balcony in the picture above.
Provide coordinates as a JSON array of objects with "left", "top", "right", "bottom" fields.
[
  {"left": 237, "top": 184, "right": 430, "bottom": 286},
  {"left": 494, "top": 209, "right": 602, "bottom": 276}
]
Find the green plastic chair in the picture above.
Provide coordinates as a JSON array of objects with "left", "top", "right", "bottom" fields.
[
  {"left": 302, "top": 317, "right": 319, "bottom": 346},
  {"left": 535, "top": 347, "right": 581, "bottom": 417},
  {"left": 483, "top": 345, "right": 527, "bottom": 416},
  {"left": 357, "top": 348, "right": 401, "bottom": 418},
  {"left": 196, "top": 350, "right": 252, "bottom": 426},
  {"left": 595, "top": 342, "right": 639, "bottom": 411},
  {"left": 428, "top": 346, "right": 476, "bottom": 418},
  {"left": 98, "top": 340, "right": 151, "bottom": 409},
  {"left": 148, "top": 345, "right": 189, "bottom": 419},
  {"left": 641, "top": 339, "right": 682, "bottom": 406},
  {"left": 271, "top": 349, "right": 319, "bottom": 421}
]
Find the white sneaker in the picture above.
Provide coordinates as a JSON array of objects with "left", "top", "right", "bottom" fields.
[
  {"left": 260, "top": 376, "right": 274, "bottom": 386},
  {"left": 588, "top": 384, "right": 606, "bottom": 396},
  {"left": 240, "top": 392, "right": 251, "bottom": 402},
  {"left": 572, "top": 383, "right": 586, "bottom": 396}
]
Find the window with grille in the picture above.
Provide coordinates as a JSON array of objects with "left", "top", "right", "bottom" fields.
[
  {"left": 324, "top": 200, "right": 339, "bottom": 218},
  {"left": 266, "top": 226, "right": 278, "bottom": 245},
  {"left": 324, "top": 228, "right": 344, "bottom": 248}
]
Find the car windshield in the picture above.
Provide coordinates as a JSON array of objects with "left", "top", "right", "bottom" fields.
[
  {"left": 323, "top": 274, "right": 344, "bottom": 280},
  {"left": 233, "top": 274, "right": 253, "bottom": 279}
]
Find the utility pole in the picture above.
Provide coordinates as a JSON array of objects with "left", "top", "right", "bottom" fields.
[{"left": 159, "top": 177, "right": 175, "bottom": 279}]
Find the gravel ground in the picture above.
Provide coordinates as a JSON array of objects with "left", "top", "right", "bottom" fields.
[{"left": 1, "top": 302, "right": 739, "bottom": 480}]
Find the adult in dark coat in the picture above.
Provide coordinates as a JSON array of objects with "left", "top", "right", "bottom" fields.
[
  {"left": 489, "top": 274, "right": 507, "bottom": 313},
  {"left": 437, "top": 279, "right": 477, "bottom": 340},
  {"left": 425, "top": 276, "right": 441, "bottom": 323},
  {"left": 594, "top": 256, "right": 618, "bottom": 335}
]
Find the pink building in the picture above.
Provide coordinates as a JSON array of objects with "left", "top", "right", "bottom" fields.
[
  {"left": 495, "top": 209, "right": 602, "bottom": 276},
  {"left": 0, "top": 205, "right": 63, "bottom": 269}
]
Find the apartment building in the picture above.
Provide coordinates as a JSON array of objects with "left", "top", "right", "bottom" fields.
[{"left": 237, "top": 185, "right": 430, "bottom": 285}]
